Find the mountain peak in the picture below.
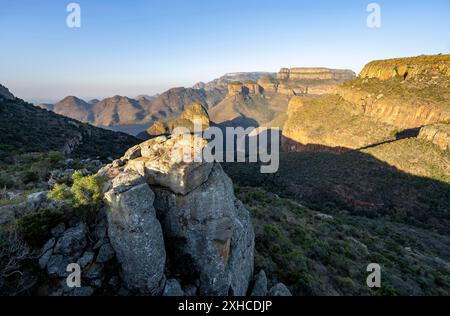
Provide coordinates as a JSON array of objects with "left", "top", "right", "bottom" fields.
[{"left": 0, "top": 84, "right": 15, "bottom": 100}]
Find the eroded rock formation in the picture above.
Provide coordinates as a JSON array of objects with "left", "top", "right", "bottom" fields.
[{"left": 100, "top": 133, "right": 255, "bottom": 296}]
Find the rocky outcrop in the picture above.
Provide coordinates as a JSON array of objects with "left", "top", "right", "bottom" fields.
[
  {"left": 257, "top": 76, "right": 278, "bottom": 93},
  {"left": 277, "top": 68, "right": 356, "bottom": 81},
  {"left": 100, "top": 133, "right": 255, "bottom": 296},
  {"left": 228, "top": 82, "right": 245, "bottom": 96},
  {"left": 104, "top": 171, "right": 166, "bottom": 295},
  {"left": 337, "top": 83, "right": 450, "bottom": 129},
  {"left": 243, "top": 81, "right": 262, "bottom": 95},
  {"left": 418, "top": 123, "right": 450, "bottom": 151},
  {"left": 38, "top": 214, "right": 120, "bottom": 296},
  {"left": 359, "top": 54, "right": 450, "bottom": 81},
  {"left": 194, "top": 72, "right": 275, "bottom": 92},
  {"left": 286, "top": 96, "right": 304, "bottom": 117},
  {"left": 144, "top": 103, "right": 210, "bottom": 138}
]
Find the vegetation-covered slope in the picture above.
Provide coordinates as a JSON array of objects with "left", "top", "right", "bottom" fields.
[{"left": 0, "top": 97, "right": 139, "bottom": 160}]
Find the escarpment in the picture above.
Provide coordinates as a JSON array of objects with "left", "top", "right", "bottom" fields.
[
  {"left": 359, "top": 54, "right": 450, "bottom": 81},
  {"left": 282, "top": 54, "right": 450, "bottom": 180},
  {"left": 98, "top": 133, "right": 257, "bottom": 296}
]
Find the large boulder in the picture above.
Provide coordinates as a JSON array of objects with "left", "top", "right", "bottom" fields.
[
  {"left": 125, "top": 134, "right": 213, "bottom": 195},
  {"left": 100, "top": 133, "right": 255, "bottom": 296},
  {"left": 104, "top": 170, "right": 166, "bottom": 295},
  {"left": 153, "top": 163, "right": 254, "bottom": 296}
]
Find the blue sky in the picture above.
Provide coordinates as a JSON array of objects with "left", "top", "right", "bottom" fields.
[{"left": 0, "top": 0, "right": 449, "bottom": 103}]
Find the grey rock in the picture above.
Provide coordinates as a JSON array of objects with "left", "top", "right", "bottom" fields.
[
  {"left": 46, "top": 255, "right": 69, "bottom": 277},
  {"left": 96, "top": 243, "right": 115, "bottom": 263},
  {"left": 112, "top": 159, "right": 125, "bottom": 168},
  {"left": 93, "top": 223, "right": 107, "bottom": 240},
  {"left": 154, "top": 164, "right": 254, "bottom": 296},
  {"left": 122, "top": 144, "right": 141, "bottom": 161},
  {"left": 54, "top": 223, "right": 87, "bottom": 260},
  {"left": 104, "top": 180, "right": 166, "bottom": 295},
  {"left": 108, "top": 276, "right": 120, "bottom": 286},
  {"left": 251, "top": 270, "right": 268, "bottom": 296},
  {"left": 48, "top": 169, "right": 74, "bottom": 187},
  {"left": 41, "top": 238, "right": 56, "bottom": 254},
  {"left": 27, "top": 191, "right": 48, "bottom": 205},
  {"left": 51, "top": 223, "right": 66, "bottom": 237},
  {"left": 90, "top": 279, "right": 103, "bottom": 288},
  {"left": 268, "top": 283, "right": 292, "bottom": 296},
  {"left": 39, "top": 249, "right": 53, "bottom": 269},
  {"left": 83, "top": 263, "right": 104, "bottom": 280},
  {"left": 78, "top": 251, "right": 95, "bottom": 268},
  {"left": 183, "top": 285, "right": 198, "bottom": 296},
  {"left": 126, "top": 134, "right": 213, "bottom": 195},
  {"left": 163, "top": 279, "right": 185, "bottom": 296},
  {"left": 93, "top": 238, "right": 108, "bottom": 250}
]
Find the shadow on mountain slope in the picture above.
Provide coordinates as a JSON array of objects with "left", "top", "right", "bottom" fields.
[{"left": 223, "top": 136, "right": 450, "bottom": 235}]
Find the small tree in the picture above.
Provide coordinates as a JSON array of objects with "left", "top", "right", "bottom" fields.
[
  {"left": 48, "top": 183, "right": 72, "bottom": 201},
  {"left": 71, "top": 171, "right": 104, "bottom": 209}
]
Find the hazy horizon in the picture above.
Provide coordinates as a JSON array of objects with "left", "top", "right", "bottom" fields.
[{"left": 1, "top": 0, "right": 449, "bottom": 103}]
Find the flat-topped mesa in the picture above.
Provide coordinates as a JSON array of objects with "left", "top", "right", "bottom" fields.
[
  {"left": 0, "top": 84, "right": 15, "bottom": 100},
  {"left": 277, "top": 67, "right": 356, "bottom": 81},
  {"left": 227, "top": 81, "right": 262, "bottom": 96},
  {"left": 359, "top": 54, "right": 450, "bottom": 80}
]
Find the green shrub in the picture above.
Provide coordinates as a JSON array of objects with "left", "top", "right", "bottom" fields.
[
  {"left": 48, "top": 183, "right": 72, "bottom": 201},
  {"left": 71, "top": 171, "right": 104, "bottom": 209},
  {"left": 16, "top": 209, "right": 64, "bottom": 247},
  {"left": 0, "top": 175, "right": 14, "bottom": 189},
  {"left": 47, "top": 151, "right": 65, "bottom": 167},
  {"left": 21, "top": 169, "right": 39, "bottom": 184}
]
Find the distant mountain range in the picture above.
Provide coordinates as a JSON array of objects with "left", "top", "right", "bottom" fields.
[
  {"left": 34, "top": 70, "right": 355, "bottom": 136},
  {"left": 36, "top": 87, "right": 226, "bottom": 135}
]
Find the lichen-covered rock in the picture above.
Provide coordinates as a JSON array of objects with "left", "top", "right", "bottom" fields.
[
  {"left": 268, "top": 283, "right": 292, "bottom": 296},
  {"left": 104, "top": 171, "right": 166, "bottom": 295},
  {"left": 126, "top": 134, "right": 213, "bottom": 195},
  {"left": 153, "top": 163, "right": 254, "bottom": 296},
  {"left": 250, "top": 270, "right": 268, "bottom": 296},
  {"left": 163, "top": 279, "right": 185, "bottom": 296},
  {"left": 53, "top": 223, "right": 87, "bottom": 260}
]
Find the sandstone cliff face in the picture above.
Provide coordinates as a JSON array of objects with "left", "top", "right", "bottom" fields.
[
  {"left": 281, "top": 55, "right": 450, "bottom": 181},
  {"left": 337, "top": 84, "right": 450, "bottom": 129},
  {"left": 277, "top": 68, "right": 355, "bottom": 81},
  {"left": 275, "top": 68, "right": 356, "bottom": 97},
  {"left": 359, "top": 54, "right": 450, "bottom": 80},
  {"left": 193, "top": 72, "right": 275, "bottom": 92},
  {"left": 100, "top": 133, "right": 255, "bottom": 296},
  {"left": 257, "top": 76, "right": 278, "bottom": 92}
]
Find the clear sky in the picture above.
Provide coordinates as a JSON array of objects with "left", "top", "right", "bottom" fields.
[{"left": 1, "top": 0, "right": 449, "bottom": 103}]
